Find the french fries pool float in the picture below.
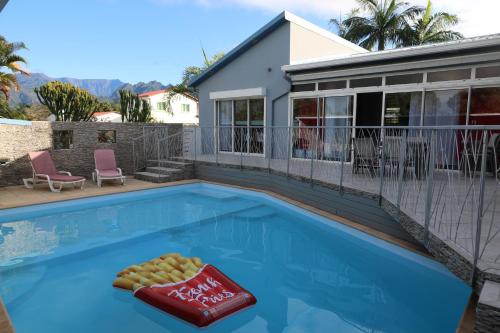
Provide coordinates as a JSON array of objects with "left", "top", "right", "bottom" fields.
[{"left": 113, "top": 253, "right": 257, "bottom": 327}]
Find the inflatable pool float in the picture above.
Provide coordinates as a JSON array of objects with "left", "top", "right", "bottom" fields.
[{"left": 113, "top": 253, "right": 256, "bottom": 327}]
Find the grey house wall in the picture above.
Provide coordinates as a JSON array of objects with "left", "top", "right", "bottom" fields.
[{"left": 197, "top": 23, "right": 292, "bottom": 129}]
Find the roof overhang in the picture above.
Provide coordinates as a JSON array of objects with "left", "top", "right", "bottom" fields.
[{"left": 283, "top": 34, "right": 500, "bottom": 76}]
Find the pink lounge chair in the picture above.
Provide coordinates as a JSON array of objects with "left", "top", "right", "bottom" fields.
[
  {"left": 93, "top": 149, "right": 125, "bottom": 187},
  {"left": 25, "top": 151, "right": 85, "bottom": 192}
]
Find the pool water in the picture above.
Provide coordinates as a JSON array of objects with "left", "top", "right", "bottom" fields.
[{"left": 0, "top": 184, "right": 470, "bottom": 333}]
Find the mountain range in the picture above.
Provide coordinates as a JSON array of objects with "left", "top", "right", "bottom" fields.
[{"left": 10, "top": 73, "right": 169, "bottom": 106}]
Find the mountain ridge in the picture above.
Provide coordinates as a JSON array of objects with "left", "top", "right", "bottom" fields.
[{"left": 10, "top": 73, "right": 169, "bottom": 105}]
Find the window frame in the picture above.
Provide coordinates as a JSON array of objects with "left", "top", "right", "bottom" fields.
[
  {"left": 214, "top": 97, "right": 266, "bottom": 156},
  {"left": 53, "top": 130, "right": 74, "bottom": 150}
]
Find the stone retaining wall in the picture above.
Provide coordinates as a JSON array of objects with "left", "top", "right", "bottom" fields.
[{"left": 0, "top": 121, "right": 181, "bottom": 186}]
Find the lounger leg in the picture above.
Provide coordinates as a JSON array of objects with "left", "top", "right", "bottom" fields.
[
  {"left": 48, "top": 180, "right": 61, "bottom": 193},
  {"left": 97, "top": 178, "right": 101, "bottom": 188},
  {"left": 80, "top": 180, "right": 85, "bottom": 190}
]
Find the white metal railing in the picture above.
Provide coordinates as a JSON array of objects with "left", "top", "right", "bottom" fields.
[{"left": 182, "top": 125, "right": 500, "bottom": 285}]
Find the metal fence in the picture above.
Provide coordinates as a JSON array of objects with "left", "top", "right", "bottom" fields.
[{"left": 182, "top": 125, "right": 500, "bottom": 283}]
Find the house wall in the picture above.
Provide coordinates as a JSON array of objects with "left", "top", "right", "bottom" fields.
[
  {"left": 143, "top": 93, "right": 199, "bottom": 124},
  {"left": 0, "top": 122, "right": 181, "bottom": 186},
  {"left": 289, "top": 22, "right": 363, "bottom": 63},
  {"left": 197, "top": 23, "right": 292, "bottom": 129}
]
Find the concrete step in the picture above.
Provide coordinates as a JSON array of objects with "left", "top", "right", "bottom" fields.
[
  {"left": 145, "top": 166, "right": 183, "bottom": 175},
  {"left": 134, "top": 172, "right": 172, "bottom": 183},
  {"left": 147, "top": 160, "right": 193, "bottom": 168}
]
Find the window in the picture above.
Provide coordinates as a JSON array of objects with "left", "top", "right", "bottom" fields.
[
  {"left": 98, "top": 130, "right": 116, "bottom": 143},
  {"left": 291, "top": 83, "right": 316, "bottom": 92},
  {"left": 181, "top": 104, "right": 190, "bottom": 112},
  {"left": 292, "top": 96, "right": 352, "bottom": 160},
  {"left": 469, "top": 87, "right": 500, "bottom": 125},
  {"left": 476, "top": 66, "right": 500, "bottom": 79},
  {"left": 318, "top": 80, "right": 347, "bottom": 91},
  {"left": 386, "top": 73, "right": 423, "bottom": 85},
  {"left": 384, "top": 92, "right": 422, "bottom": 126},
  {"left": 157, "top": 102, "right": 167, "bottom": 111},
  {"left": 350, "top": 77, "right": 382, "bottom": 88},
  {"left": 423, "top": 89, "right": 468, "bottom": 126},
  {"left": 53, "top": 130, "right": 73, "bottom": 150},
  {"left": 216, "top": 98, "right": 265, "bottom": 154},
  {"left": 427, "top": 69, "right": 471, "bottom": 82}
]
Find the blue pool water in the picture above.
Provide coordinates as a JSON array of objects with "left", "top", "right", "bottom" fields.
[{"left": 0, "top": 184, "right": 470, "bottom": 333}]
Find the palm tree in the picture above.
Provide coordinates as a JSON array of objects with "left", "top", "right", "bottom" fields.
[
  {"left": 398, "top": 0, "right": 463, "bottom": 47},
  {"left": 330, "top": 0, "right": 423, "bottom": 51},
  {"left": 0, "top": 35, "right": 29, "bottom": 99}
]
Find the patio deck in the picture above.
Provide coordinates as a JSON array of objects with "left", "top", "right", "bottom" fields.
[{"left": 0, "top": 178, "right": 198, "bottom": 210}]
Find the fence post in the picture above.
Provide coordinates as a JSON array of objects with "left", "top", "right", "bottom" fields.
[
  {"left": 309, "top": 128, "right": 316, "bottom": 186},
  {"left": 424, "top": 129, "right": 436, "bottom": 246},
  {"left": 378, "top": 128, "right": 386, "bottom": 206},
  {"left": 397, "top": 130, "right": 407, "bottom": 211},
  {"left": 193, "top": 127, "right": 197, "bottom": 163},
  {"left": 267, "top": 127, "right": 272, "bottom": 174},
  {"left": 215, "top": 127, "right": 219, "bottom": 166},
  {"left": 286, "top": 127, "right": 291, "bottom": 178},
  {"left": 240, "top": 127, "right": 243, "bottom": 170},
  {"left": 157, "top": 132, "right": 160, "bottom": 167},
  {"left": 471, "top": 129, "right": 489, "bottom": 285},
  {"left": 339, "top": 127, "right": 346, "bottom": 193}
]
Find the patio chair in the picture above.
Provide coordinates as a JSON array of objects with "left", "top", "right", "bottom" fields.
[
  {"left": 93, "top": 149, "right": 125, "bottom": 187},
  {"left": 352, "top": 137, "right": 379, "bottom": 175},
  {"left": 24, "top": 151, "right": 85, "bottom": 193}
]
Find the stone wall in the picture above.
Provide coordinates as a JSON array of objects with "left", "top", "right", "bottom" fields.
[{"left": 0, "top": 121, "right": 181, "bottom": 186}]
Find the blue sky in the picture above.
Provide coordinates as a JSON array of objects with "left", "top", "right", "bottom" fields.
[{"left": 1, "top": 0, "right": 499, "bottom": 85}]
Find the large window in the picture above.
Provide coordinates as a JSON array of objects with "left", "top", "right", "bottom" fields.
[
  {"left": 469, "top": 87, "right": 500, "bottom": 125},
  {"left": 292, "top": 96, "right": 353, "bottom": 160},
  {"left": 384, "top": 92, "right": 422, "bottom": 126},
  {"left": 423, "top": 89, "right": 468, "bottom": 126},
  {"left": 216, "top": 98, "right": 264, "bottom": 154}
]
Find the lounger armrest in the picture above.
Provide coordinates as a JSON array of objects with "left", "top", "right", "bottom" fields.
[
  {"left": 58, "top": 171, "right": 72, "bottom": 176},
  {"left": 117, "top": 168, "right": 123, "bottom": 176},
  {"left": 35, "top": 173, "right": 51, "bottom": 181},
  {"left": 94, "top": 169, "right": 100, "bottom": 176}
]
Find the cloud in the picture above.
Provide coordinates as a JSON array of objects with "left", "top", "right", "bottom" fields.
[{"left": 152, "top": 0, "right": 500, "bottom": 37}]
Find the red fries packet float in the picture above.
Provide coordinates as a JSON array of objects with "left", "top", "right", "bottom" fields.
[{"left": 133, "top": 264, "right": 257, "bottom": 327}]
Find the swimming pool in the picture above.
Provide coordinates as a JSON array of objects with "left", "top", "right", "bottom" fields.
[{"left": 0, "top": 183, "right": 470, "bottom": 333}]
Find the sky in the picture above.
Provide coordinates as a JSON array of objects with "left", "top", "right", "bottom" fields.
[{"left": 1, "top": 0, "right": 499, "bottom": 85}]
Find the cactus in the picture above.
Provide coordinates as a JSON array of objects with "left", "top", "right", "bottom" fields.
[
  {"left": 118, "top": 89, "right": 152, "bottom": 122},
  {"left": 34, "top": 81, "right": 100, "bottom": 121}
]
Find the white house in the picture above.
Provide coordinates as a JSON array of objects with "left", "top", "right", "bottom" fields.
[
  {"left": 139, "top": 89, "right": 199, "bottom": 124},
  {"left": 92, "top": 112, "right": 122, "bottom": 123}
]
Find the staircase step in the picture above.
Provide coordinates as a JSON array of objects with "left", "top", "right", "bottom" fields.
[
  {"left": 134, "top": 172, "right": 171, "bottom": 183},
  {"left": 145, "top": 167, "right": 183, "bottom": 175}
]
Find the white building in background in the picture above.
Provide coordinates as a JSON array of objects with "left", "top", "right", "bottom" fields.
[
  {"left": 139, "top": 89, "right": 199, "bottom": 124},
  {"left": 92, "top": 112, "right": 122, "bottom": 123}
]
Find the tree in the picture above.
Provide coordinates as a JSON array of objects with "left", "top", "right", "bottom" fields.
[
  {"left": 118, "top": 89, "right": 152, "bottom": 122},
  {"left": 0, "top": 96, "right": 31, "bottom": 120},
  {"left": 330, "top": 0, "right": 423, "bottom": 51},
  {"left": 163, "top": 48, "right": 224, "bottom": 113},
  {"left": 34, "top": 81, "right": 101, "bottom": 121},
  {"left": 0, "top": 35, "right": 29, "bottom": 99},
  {"left": 398, "top": 0, "right": 462, "bottom": 47}
]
